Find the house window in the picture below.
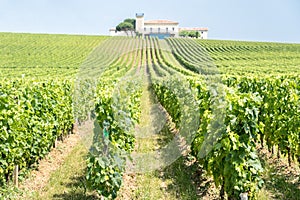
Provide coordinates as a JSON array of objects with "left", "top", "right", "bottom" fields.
[
  {"left": 166, "top": 27, "right": 168, "bottom": 32},
  {"left": 144, "top": 27, "right": 146, "bottom": 31},
  {"left": 158, "top": 28, "right": 160, "bottom": 32},
  {"left": 172, "top": 27, "right": 175, "bottom": 31},
  {"left": 150, "top": 27, "right": 152, "bottom": 32},
  {"left": 201, "top": 32, "right": 203, "bottom": 34}
]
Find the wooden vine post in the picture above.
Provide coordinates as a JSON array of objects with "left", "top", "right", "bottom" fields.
[{"left": 13, "top": 165, "right": 19, "bottom": 187}]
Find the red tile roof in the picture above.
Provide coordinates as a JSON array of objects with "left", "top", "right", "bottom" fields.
[{"left": 144, "top": 20, "right": 179, "bottom": 25}]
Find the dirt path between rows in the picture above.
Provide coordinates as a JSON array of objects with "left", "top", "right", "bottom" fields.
[
  {"left": 116, "top": 77, "right": 202, "bottom": 199},
  {"left": 19, "top": 132, "right": 81, "bottom": 198}
]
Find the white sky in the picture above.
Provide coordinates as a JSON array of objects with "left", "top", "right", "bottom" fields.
[{"left": 0, "top": 0, "right": 299, "bottom": 43}]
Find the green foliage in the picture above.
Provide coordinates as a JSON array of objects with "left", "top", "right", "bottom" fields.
[
  {"left": 86, "top": 147, "right": 124, "bottom": 199},
  {"left": 0, "top": 32, "right": 107, "bottom": 78},
  {"left": 156, "top": 76, "right": 266, "bottom": 199},
  {"left": 179, "top": 30, "right": 188, "bottom": 37},
  {"left": 196, "top": 39, "right": 300, "bottom": 75},
  {"left": 179, "top": 30, "right": 199, "bottom": 38},
  {"left": 0, "top": 78, "right": 74, "bottom": 186},
  {"left": 115, "top": 18, "right": 136, "bottom": 36},
  {"left": 85, "top": 78, "right": 142, "bottom": 199},
  {"left": 167, "top": 38, "right": 300, "bottom": 75},
  {"left": 225, "top": 76, "right": 300, "bottom": 165},
  {"left": 116, "top": 22, "right": 134, "bottom": 32},
  {"left": 0, "top": 183, "right": 20, "bottom": 199},
  {"left": 152, "top": 81, "right": 181, "bottom": 127},
  {"left": 124, "top": 18, "right": 136, "bottom": 29},
  {"left": 202, "top": 89, "right": 264, "bottom": 200},
  {"left": 0, "top": 34, "right": 300, "bottom": 199},
  {"left": 116, "top": 18, "right": 136, "bottom": 33},
  {"left": 166, "top": 37, "right": 300, "bottom": 199}
]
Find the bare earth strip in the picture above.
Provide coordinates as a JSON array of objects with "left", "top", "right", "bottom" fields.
[{"left": 19, "top": 133, "right": 81, "bottom": 198}]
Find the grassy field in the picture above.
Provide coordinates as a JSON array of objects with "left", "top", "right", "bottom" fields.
[{"left": 0, "top": 32, "right": 107, "bottom": 78}]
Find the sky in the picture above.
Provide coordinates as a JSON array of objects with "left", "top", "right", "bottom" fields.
[{"left": 0, "top": 0, "right": 300, "bottom": 43}]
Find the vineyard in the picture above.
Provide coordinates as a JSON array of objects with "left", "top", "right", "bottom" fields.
[{"left": 0, "top": 32, "right": 300, "bottom": 199}]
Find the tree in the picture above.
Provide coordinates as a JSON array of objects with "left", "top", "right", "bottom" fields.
[
  {"left": 179, "top": 30, "right": 201, "bottom": 38},
  {"left": 179, "top": 30, "right": 189, "bottom": 37},
  {"left": 116, "top": 22, "right": 133, "bottom": 31},
  {"left": 116, "top": 18, "right": 136, "bottom": 36},
  {"left": 124, "top": 18, "right": 136, "bottom": 29},
  {"left": 188, "top": 31, "right": 195, "bottom": 38}
]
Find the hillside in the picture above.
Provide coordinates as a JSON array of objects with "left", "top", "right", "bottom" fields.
[
  {"left": 0, "top": 32, "right": 107, "bottom": 78},
  {"left": 1, "top": 33, "right": 299, "bottom": 78},
  {"left": 0, "top": 33, "right": 299, "bottom": 200}
]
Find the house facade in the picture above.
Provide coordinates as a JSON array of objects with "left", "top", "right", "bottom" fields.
[
  {"left": 136, "top": 13, "right": 179, "bottom": 39},
  {"left": 109, "top": 13, "right": 208, "bottom": 39}
]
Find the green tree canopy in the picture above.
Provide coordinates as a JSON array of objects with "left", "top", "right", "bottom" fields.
[
  {"left": 116, "top": 18, "right": 136, "bottom": 31},
  {"left": 124, "top": 18, "right": 136, "bottom": 29},
  {"left": 116, "top": 22, "right": 134, "bottom": 32},
  {"left": 188, "top": 31, "right": 197, "bottom": 38},
  {"left": 179, "top": 30, "right": 200, "bottom": 38},
  {"left": 179, "top": 30, "right": 189, "bottom": 37}
]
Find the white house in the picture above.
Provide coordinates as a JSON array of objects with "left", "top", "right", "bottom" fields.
[
  {"left": 109, "top": 13, "right": 208, "bottom": 39},
  {"left": 136, "top": 13, "right": 179, "bottom": 38}
]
